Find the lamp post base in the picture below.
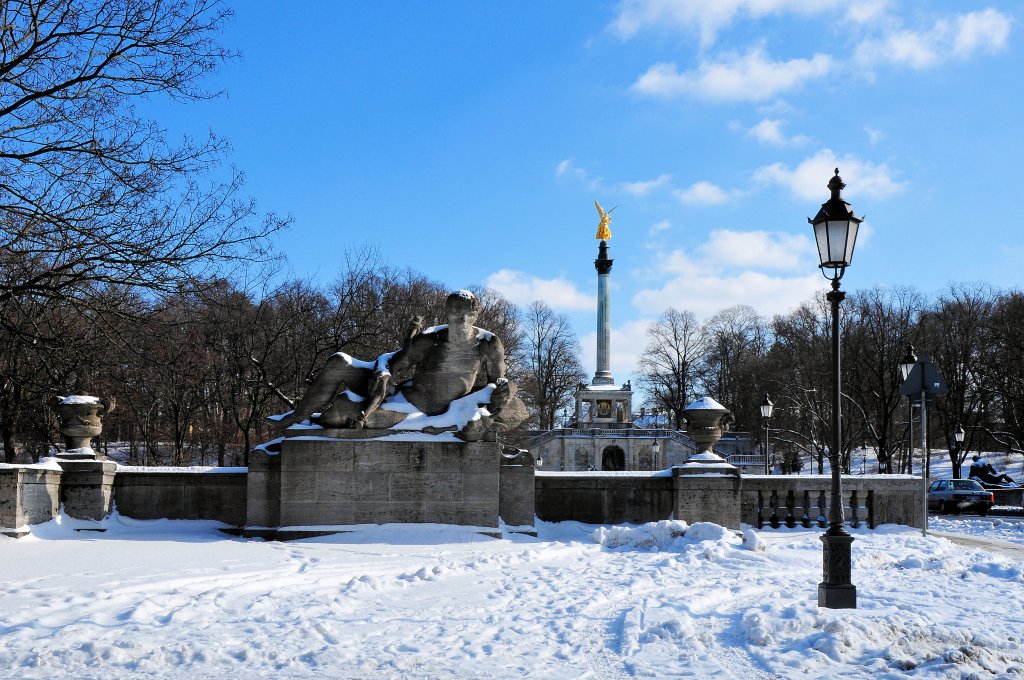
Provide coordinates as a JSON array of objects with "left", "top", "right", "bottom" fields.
[{"left": 818, "top": 532, "right": 857, "bottom": 608}]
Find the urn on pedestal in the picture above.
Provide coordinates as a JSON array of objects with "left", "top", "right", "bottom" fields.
[
  {"left": 681, "top": 396, "right": 735, "bottom": 463},
  {"left": 52, "top": 395, "right": 115, "bottom": 460}
]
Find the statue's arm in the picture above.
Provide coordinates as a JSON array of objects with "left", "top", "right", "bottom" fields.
[
  {"left": 389, "top": 332, "right": 434, "bottom": 376},
  {"left": 482, "top": 335, "right": 507, "bottom": 384}
]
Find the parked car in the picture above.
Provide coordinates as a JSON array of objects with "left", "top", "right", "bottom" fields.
[{"left": 927, "top": 479, "right": 994, "bottom": 516}]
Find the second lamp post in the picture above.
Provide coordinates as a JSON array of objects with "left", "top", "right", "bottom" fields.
[{"left": 761, "top": 393, "right": 773, "bottom": 474}]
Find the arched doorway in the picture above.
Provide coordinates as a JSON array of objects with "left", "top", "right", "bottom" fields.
[{"left": 601, "top": 445, "right": 625, "bottom": 471}]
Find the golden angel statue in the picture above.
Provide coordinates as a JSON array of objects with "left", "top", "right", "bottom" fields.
[{"left": 594, "top": 200, "right": 615, "bottom": 240}]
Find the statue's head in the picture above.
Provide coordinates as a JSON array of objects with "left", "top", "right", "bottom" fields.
[{"left": 446, "top": 289, "right": 480, "bottom": 324}]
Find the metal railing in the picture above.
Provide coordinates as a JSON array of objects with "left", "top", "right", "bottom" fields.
[{"left": 726, "top": 454, "right": 767, "bottom": 467}]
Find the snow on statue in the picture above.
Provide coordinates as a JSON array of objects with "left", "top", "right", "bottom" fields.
[{"left": 267, "top": 290, "right": 526, "bottom": 441}]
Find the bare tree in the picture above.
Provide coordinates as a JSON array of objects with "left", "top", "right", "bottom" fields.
[
  {"left": 844, "top": 286, "right": 922, "bottom": 474},
  {"left": 766, "top": 299, "right": 833, "bottom": 473},
  {"left": 979, "top": 291, "right": 1024, "bottom": 471},
  {"left": 518, "top": 301, "right": 585, "bottom": 430},
  {"left": 0, "top": 0, "right": 286, "bottom": 461},
  {"left": 0, "top": 0, "right": 285, "bottom": 315},
  {"left": 637, "top": 308, "right": 704, "bottom": 429},
  {"left": 700, "top": 304, "right": 769, "bottom": 430},
  {"left": 920, "top": 283, "right": 998, "bottom": 477}
]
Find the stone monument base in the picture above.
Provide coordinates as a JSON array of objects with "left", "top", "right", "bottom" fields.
[{"left": 246, "top": 434, "right": 532, "bottom": 539}]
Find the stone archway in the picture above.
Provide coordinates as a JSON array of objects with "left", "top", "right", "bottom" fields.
[{"left": 601, "top": 445, "right": 625, "bottom": 471}]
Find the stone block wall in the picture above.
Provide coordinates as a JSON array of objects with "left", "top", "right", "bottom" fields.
[
  {"left": 114, "top": 469, "right": 247, "bottom": 526},
  {"left": 254, "top": 438, "right": 502, "bottom": 529},
  {"left": 499, "top": 449, "right": 536, "bottom": 528},
  {"left": 0, "top": 467, "right": 61, "bottom": 535},
  {"left": 673, "top": 469, "right": 742, "bottom": 528},
  {"left": 535, "top": 472, "right": 674, "bottom": 524}
]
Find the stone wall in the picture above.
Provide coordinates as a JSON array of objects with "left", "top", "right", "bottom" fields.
[
  {"left": 114, "top": 469, "right": 247, "bottom": 526},
  {"left": 2, "top": 462, "right": 928, "bottom": 537},
  {"left": 535, "top": 472, "right": 674, "bottom": 524}
]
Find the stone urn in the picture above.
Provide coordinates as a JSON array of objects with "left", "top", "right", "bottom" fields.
[
  {"left": 52, "top": 395, "right": 115, "bottom": 460},
  {"left": 681, "top": 396, "right": 735, "bottom": 463}
]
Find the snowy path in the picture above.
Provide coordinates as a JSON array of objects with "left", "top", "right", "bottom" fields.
[
  {"left": 3, "top": 516, "right": 1024, "bottom": 678},
  {"left": 931, "top": 531, "right": 1024, "bottom": 559}
]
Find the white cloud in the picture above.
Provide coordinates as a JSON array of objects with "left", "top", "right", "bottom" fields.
[
  {"left": 953, "top": 9, "right": 1012, "bottom": 57},
  {"left": 855, "top": 9, "right": 1012, "bottom": 70},
  {"left": 620, "top": 173, "right": 672, "bottom": 197},
  {"left": 673, "top": 181, "right": 742, "bottom": 206},
  {"left": 632, "top": 49, "right": 833, "bottom": 102},
  {"left": 633, "top": 259, "right": 822, "bottom": 319},
  {"left": 649, "top": 219, "right": 672, "bottom": 236},
  {"left": 484, "top": 270, "right": 595, "bottom": 311},
  {"left": 747, "top": 118, "right": 809, "bottom": 146},
  {"left": 580, "top": 319, "right": 652, "bottom": 384},
  {"left": 698, "top": 229, "right": 814, "bottom": 270},
  {"left": 844, "top": 0, "right": 888, "bottom": 25},
  {"left": 609, "top": 0, "right": 828, "bottom": 47},
  {"left": 555, "top": 159, "right": 603, "bottom": 190},
  {"left": 632, "top": 230, "right": 822, "bottom": 321},
  {"left": 753, "top": 149, "right": 905, "bottom": 201},
  {"left": 864, "top": 126, "right": 884, "bottom": 145}
]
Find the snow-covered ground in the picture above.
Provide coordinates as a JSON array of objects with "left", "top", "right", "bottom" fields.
[{"left": 4, "top": 514, "right": 1024, "bottom": 679}]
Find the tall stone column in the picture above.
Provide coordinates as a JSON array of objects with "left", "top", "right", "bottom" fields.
[{"left": 593, "top": 239, "right": 614, "bottom": 385}]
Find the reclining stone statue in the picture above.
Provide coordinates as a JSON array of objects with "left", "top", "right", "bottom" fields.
[
  {"left": 968, "top": 454, "right": 1019, "bottom": 488},
  {"left": 268, "top": 290, "right": 526, "bottom": 441}
]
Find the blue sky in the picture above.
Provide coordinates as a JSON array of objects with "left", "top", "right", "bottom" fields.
[{"left": 150, "top": 1, "right": 1021, "bottom": 381}]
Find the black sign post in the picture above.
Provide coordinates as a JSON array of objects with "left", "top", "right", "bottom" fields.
[{"left": 900, "top": 353, "right": 948, "bottom": 536}]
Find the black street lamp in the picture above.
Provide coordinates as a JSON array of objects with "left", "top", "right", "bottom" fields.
[
  {"left": 810, "top": 168, "right": 861, "bottom": 609},
  {"left": 652, "top": 438, "right": 661, "bottom": 468},
  {"left": 953, "top": 422, "right": 965, "bottom": 462},
  {"left": 760, "top": 393, "right": 774, "bottom": 474}
]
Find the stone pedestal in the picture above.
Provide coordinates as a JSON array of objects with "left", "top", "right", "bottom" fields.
[
  {"left": 0, "top": 467, "right": 62, "bottom": 536},
  {"left": 246, "top": 437, "right": 506, "bottom": 538},
  {"left": 498, "top": 448, "right": 536, "bottom": 531},
  {"left": 58, "top": 459, "right": 116, "bottom": 523},
  {"left": 672, "top": 465, "right": 742, "bottom": 529}
]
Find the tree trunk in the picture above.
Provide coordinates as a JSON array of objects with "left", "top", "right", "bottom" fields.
[{"left": 2, "top": 427, "right": 16, "bottom": 464}]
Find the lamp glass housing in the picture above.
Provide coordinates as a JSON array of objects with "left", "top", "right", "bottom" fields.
[
  {"left": 954, "top": 425, "right": 965, "bottom": 444},
  {"left": 899, "top": 345, "right": 918, "bottom": 381},
  {"left": 814, "top": 219, "right": 859, "bottom": 270},
  {"left": 899, "top": 360, "right": 914, "bottom": 381}
]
